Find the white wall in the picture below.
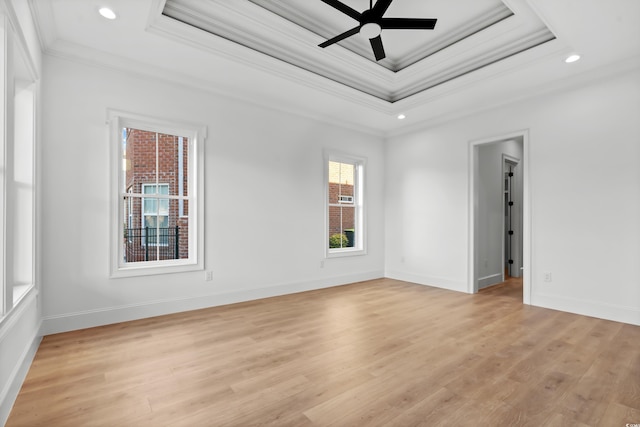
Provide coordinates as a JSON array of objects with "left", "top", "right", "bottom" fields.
[
  {"left": 385, "top": 66, "right": 640, "bottom": 326},
  {"left": 39, "top": 55, "right": 386, "bottom": 335},
  {"left": 384, "top": 125, "right": 469, "bottom": 291}
]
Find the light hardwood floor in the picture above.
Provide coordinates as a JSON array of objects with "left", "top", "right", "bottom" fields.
[{"left": 7, "top": 278, "right": 640, "bottom": 426}]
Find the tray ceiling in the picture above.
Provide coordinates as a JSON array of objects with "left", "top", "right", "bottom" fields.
[{"left": 162, "top": 0, "right": 555, "bottom": 102}]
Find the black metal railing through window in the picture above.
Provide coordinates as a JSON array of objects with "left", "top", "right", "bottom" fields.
[{"left": 124, "top": 226, "right": 179, "bottom": 262}]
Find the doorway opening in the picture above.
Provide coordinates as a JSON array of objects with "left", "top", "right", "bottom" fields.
[{"left": 469, "top": 131, "right": 530, "bottom": 304}]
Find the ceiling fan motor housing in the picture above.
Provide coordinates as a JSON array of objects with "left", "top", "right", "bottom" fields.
[
  {"left": 360, "top": 22, "right": 382, "bottom": 39},
  {"left": 318, "top": 0, "right": 437, "bottom": 61}
]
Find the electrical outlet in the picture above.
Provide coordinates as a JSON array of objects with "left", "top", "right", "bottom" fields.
[
  {"left": 543, "top": 272, "right": 552, "bottom": 282},
  {"left": 205, "top": 271, "right": 213, "bottom": 281},
  {"left": 320, "top": 260, "right": 325, "bottom": 268}
]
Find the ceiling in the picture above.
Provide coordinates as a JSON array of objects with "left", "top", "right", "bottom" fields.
[
  {"left": 163, "top": 0, "right": 554, "bottom": 102},
  {"left": 29, "top": 0, "right": 640, "bottom": 134}
]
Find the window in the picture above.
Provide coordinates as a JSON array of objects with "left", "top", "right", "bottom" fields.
[
  {"left": 1, "top": 19, "right": 37, "bottom": 319},
  {"left": 142, "top": 183, "right": 169, "bottom": 246},
  {"left": 325, "top": 153, "right": 365, "bottom": 256},
  {"left": 110, "top": 111, "right": 205, "bottom": 277}
]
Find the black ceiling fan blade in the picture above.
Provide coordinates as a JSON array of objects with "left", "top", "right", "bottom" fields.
[
  {"left": 370, "top": 35, "right": 386, "bottom": 61},
  {"left": 319, "top": 0, "right": 362, "bottom": 21},
  {"left": 319, "top": 26, "right": 360, "bottom": 48},
  {"left": 381, "top": 18, "right": 437, "bottom": 30},
  {"left": 371, "top": 0, "right": 393, "bottom": 18}
]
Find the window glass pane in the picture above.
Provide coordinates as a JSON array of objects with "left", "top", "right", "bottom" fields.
[
  {"left": 159, "top": 198, "right": 169, "bottom": 216},
  {"left": 144, "top": 215, "right": 169, "bottom": 246},
  {"left": 328, "top": 205, "right": 355, "bottom": 248},
  {"left": 123, "top": 194, "right": 188, "bottom": 263},
  {"left": 142, "top": 183, "right": 169, "bottom": 195},
  {"left": 142, "top": 185, "right": 169, "bottom": 216},
  {"left": 13, "top": 84, "right": 35, "bottom": 302},
  {"left": 328, "top": 205, "right": 345, "bottom": 248},
  {"left": 176, "top": 199, "right": 189, "bottom": 258},
  {"left": 156, "top": 133, "right": 189, "bottom": 197},
  {"left": 327, "top": 158, "right": 361, "bottom": 252},
  {"left": 328, "top": 161, "right": 340, "bottom": 204},
  {"left": 124, "top": 128, "right": 158, "bottom": 192},
  {"left": 143, "top": 196, "right": 157, "bottom": 215}
]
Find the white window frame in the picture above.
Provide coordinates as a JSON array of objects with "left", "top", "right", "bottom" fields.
[
  {"left": 109, "top": 110, "right": 205, "bottom": 277},
  {"left": 1, "top": 14, "right": 38, "bottom": 321},
  {"left": 324, "top": 151, "right": 366, "bottom": 258}
]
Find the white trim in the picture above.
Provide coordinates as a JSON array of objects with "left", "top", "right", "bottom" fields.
[
  {"left": 531, "top": 293, "right": 640, "bottom": 327},
  {"left": 108, "top": 110, "right": 206, "bottom": 278},
  {"left": 0, "top": 328, "right": 40, "bottom": 426},
  {"left": 0, "top": 0, "right": 39, "bottom": 81},
  {"left": 385, "top": 270, "right": 467, "bottom": 293},
  {"left": 0, "top": 15, "right": 7, "bottom": 317},
  {"left": 0, "top": 287, "right": 37, "bottom": 341},
  {"left": 478, "top": 273, "right": 504, "bottom": 290},
  {"left": 41, "top": 270, "right": 385, "bottom": 335},
  {"left": 468, "top": 129, "right": 531, "bottom": 304},
  {"left": 0, "top": 289, "right": 41, "bottom": 426},
  {"left": 0, "top": 14, "right": 38, "bottom": 317}
]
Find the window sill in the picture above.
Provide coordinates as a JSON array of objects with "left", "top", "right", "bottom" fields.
[
  {"left": 13, "top": 284, "right": 34, "bottom": 306},
  {"left": 0, "top": 286, "right": 37, "bottom": 330},
  {"left": 327, "top": 248, "right": 367, "bottom": 258},
  {"left": 111, "top": 259, "right": 202, "bottom": 278}
]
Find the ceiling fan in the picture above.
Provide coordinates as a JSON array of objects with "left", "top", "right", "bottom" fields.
[{"left": 318, "top": 0, "right": 437, "bottom": 61}]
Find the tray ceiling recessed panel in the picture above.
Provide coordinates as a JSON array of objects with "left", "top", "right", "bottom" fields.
[
  {"left": 248, "top": 0, "right": 514, "bottom": 71},
  {"left": 162, "top": 0, "right": 556, "bottom": 102}
]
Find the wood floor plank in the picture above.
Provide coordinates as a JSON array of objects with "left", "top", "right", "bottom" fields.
[{"left": 6, "top": 277, "right": 640, "bottom": 426}]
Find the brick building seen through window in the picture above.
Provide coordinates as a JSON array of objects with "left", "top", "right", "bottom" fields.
[
  {"left": 328, "top": 161, "right": 356, "bottom": 249},
  {"left": 123, "top": 128, "right": 189, "bottom": 262}
]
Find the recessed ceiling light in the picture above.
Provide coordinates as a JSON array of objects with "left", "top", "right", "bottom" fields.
[
  {"left": 99, "top": 7, "right": 117, "bottom": 20},
  {"left": 565, "top": 54, "right": 581, "bottom": 63},
  {"left": 397, "top": 114, "right": 406, "bottom": 120}
]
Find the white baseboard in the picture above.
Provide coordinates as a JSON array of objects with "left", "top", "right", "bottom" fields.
[
  {"left": 0, "top": 291, "right": 42, "bottom": 427},
  {"left": 42, "top": 270, "right": 384, "bottom": 335},
  {"left": 478, "top": 273, "right": 503, "bottom": 290},
  {"left": 385, "top": 270, "right": 467, "bottom": 293},
  {"left": 531, "top": 292, "right": 640, "bottom": 326},
  {"left": 0, "top": 332, "right": 41, "bottom": 427}
]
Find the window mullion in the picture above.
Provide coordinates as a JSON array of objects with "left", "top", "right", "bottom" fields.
[{"left": 155, "top": 133, "right": 160, "bottom": 259}]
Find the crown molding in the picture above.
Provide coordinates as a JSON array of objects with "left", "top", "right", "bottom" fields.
[
  {"left": 43, "top": 39, "right": 386, "bottom": 137},
  {"left": 394, "top": 4, "right": 513, "bottom": 70},
  {"left": 147, "top": 12, "right": 393, "bottom": 114},
  {"left": 386, "top": 53, "right": 640, "bottom": 139},
  {"left": 26, "top": 0, "right": 55, "bottom": 54},
  {"left": 0, "top": 0, "right": 39, "bottom": 80},
  {"left": 160, "top": 0, "right": 394, "bottom": 99}
]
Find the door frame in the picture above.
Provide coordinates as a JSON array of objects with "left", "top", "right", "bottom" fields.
[{"left": 468, "top": 129, "right": 531, "bottom": 304}]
